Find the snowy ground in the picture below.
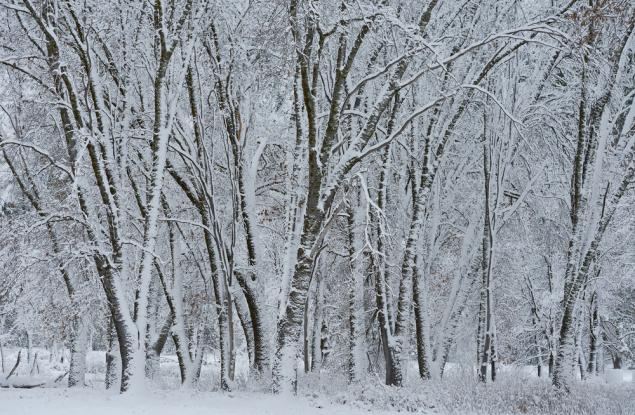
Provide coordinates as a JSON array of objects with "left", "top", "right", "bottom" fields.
[
  {"left": 0, "top": 348, "right": 633, "bottom": 414},
  {"left": 0, "top": 387, "right": 400, "bottom": 415},
  {"left": 2, "top": 376, "right": 634, "bottom": 415}
]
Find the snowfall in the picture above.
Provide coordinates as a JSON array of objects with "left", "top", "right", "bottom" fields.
[{"left": 1, "top": 348, "right": 633, "bottom": 415}]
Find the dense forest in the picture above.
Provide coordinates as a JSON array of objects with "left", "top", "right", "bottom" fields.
[{"left": 0, "top": 0, "right": 633, "bottom": 413}]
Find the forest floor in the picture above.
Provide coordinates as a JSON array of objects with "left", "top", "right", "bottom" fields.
[
  {"left": 0, "top": 348, "right": 633, "bottom": 414},
  {"left": 0, "top": 387, "right": 398, "bottom": 415}
]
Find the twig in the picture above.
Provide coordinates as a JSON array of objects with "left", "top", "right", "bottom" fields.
[
  {"left": 5, "top": 349, "right": 21, "bottom": 380},
  {"left": 54, "top": 371, "right": 69, "bottom": 383}
]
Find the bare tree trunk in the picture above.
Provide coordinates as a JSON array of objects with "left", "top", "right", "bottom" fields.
[
  {"left": 105, "top": 316, "right": 120, "bottom": 390},
  {"left": 410, "top": 139, "right": 431, "bottom": 381},
  {"left": 273, "top": 216, "right": 322, "bottom": 393},
  {"left": 533, "top": 314, "right": 543, "bottom": 378},
  {"left": 477, "top": 136, "right": 497, "bottom": 383},
  {"left": 303, "top": 295, "right": 311, "bottom": 373},
  {"left": 412, "top": 254, "right": 430, "bottom": 380},
  {"left": 374, "top": 254, "right": 398, "bottom": 386},
  {"left": 0, "top": 316, "right": 5, "bottom": 374},
  {"left": 29, "top": 352, "right": 39, "bottom": 376},
  {"left": 345, "top": 189, "right": 364, "bottom": 383},
  {"left": 612, "top": 353, "right": 622, "bottom": 369},
  {"left": 234, "top": 296, "right": 255, "bottom": 368},
  {"left": 68, "top": 315, "right": 88, "bottom": 387},
  {"left": 587, "top": 292, "right": 599, "bottom": 375},
  {"left": 436, "top": 227, "right": 481, "bottom": 379},
  {"left": 0, "top": 340, "right": 4, "bottom": 374},
  {"left": 227, "top": 289, "right": 236, "bottom": 382},
  {"left": 304, "top": 279, "right": 320, "bottom": 373},
  {"left": 26, "top": 331, "right": 32, "bottom": 369},
  {"left": 373, "top": 143, "right": 403, "bottom": 386},
  {"left": 145, "top": 313, "right": 173, "bottom": 382},
  {"left": 310, "top": 278, "right": 323, "bottom": 372},
  {"left": 200, "top": 209, "right": 231, "bottom": 391},
  {"left": 6, "top": 350, "right": 22, "bottom": 380}
]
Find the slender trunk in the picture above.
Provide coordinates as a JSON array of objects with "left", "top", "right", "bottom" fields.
[
  {"left": 310, "top": 279, "right": 323, "bottom": 372},
  {"left": 345, "top": 190, "right": 364, "bottom": 383},
  {"left": 575, "top": 295, "right": 587, "bottom": 381},
  {"left": 6, "top": 350, "right": 22, "bottom": 380},
  {"left": 234, "top": 296, "right": 255, "bottom": 368},
  {"left": 490, "top": 319, "right": 497, "bottom": 382},
  {"left": 612, "top": 353, "right": 622, "bottom": 369},
  {"left": 410, "top": 148, "right": 430, "bottom": 380},
  {"left": 105, "top": 316, "right": 120, "bottom": 390},
  {"left": 99, "top": 260, "right": 137, "bottom": 392},
  {"left": 478, "top": 140, "right": 494, "bottom": 382},
  {"left": 68, "top": 315, "right": 88, "bottom": 387},
  {"left": 200, "top": 209, "right": 231, "bottom": 391},
  {"left": 144, "top": 275, "right": 161, "bottom": 381},
  {"left": 0, "top": 340, "right": 4, "bottom": 374},
  {"left": 437, "top": 233, "right": 480, "bottom": 379},
  {"left": 26, "top": 331, "right": 32, "bottom": 368},
  {"left": 146, "top": 312, "right": 173, "bottom": 381},
  {"left": 227, "top": 289, "right": 236, "bottom": 382},
  {"left": 319, "top": 320, "right": 330, "bottom": 365},
  {"left": 236, "top": 276, "right": 266, "bottom": 373},
  {"left": 587, "top": 293, "right": 599, "bottom": 374},
  {"left": 533, "top": 314, "right": 543, "bottom": 378},
  {"left": 549, "top": 309, "right": 555, "bottom": 377},
  {"left": 233, "top": 147, "right": 267, "bottom": 375},
  {"left": 216, "top": 300, "right": 231, "bottom": 391},
  {"left": 0, "top": 317, "right": 4, "bottom": 373},
  {"left": 374, "top": 254, "right": 398, "bottom": 386},
  {"left": 549, "top": 349, "right": 554, "bottom": 377},
  {"left": 374, "top": 145, "right": 403, "bottom": 386},
  {"left": 303, "top": 289, "right": 312, "bottom": 373},
  {"left": 272, "top": 225, "right": 320, "bottom": 393},
  {"left": 412, "top": 262, "right": 430, "bottom": 380}
]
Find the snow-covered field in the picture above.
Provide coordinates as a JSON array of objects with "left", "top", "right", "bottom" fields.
[
  {"left": 2, "top": 375, "right": 634, "bottom": 415},
  {"left": 1, "top": 348, "right": 633, "bottom": 414},
  {"left": 1, "top": 388, "right": 399, "bottom": 415},
  {"left": 0, "top": 346, "right": 383, "bottom": 414}
]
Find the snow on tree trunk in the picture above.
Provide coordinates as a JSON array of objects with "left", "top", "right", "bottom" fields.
[
  {"left": 68, "top": 315, "right": 88, "bottom": 388},
  {"left": 345, "top": 188, "right": 365, "bottom": 383},
  {"left": 478, "top": 139, "right": 495, "bottom": 383},
  {"left": 105, "top": 317, "right": 121, "bottom": 391}
]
